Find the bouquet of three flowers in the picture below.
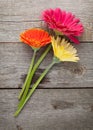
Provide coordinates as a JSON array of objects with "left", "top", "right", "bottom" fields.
[{"left": 14, "top": 8, "right": 84, "bottom": 117}]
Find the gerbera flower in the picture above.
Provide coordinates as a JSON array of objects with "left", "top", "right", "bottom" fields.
[
  {"left": 42, "top": 8, "right": 84, "bottom": 44},
  {"left": 18, "top": 28, "right": 51, "bottom": 102},
  {"left": 14, "top": 36, "right": 80, "bottom": 117},
  {"left": 20, "top": 28, "right": 51, "bottom": 48},
  {"left": 51, "top": 36, "right": 79, "bottom": 62}
]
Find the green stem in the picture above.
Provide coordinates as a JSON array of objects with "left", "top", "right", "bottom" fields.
[
  {"left": 18, "top": 45, "right": 51, "bottom": 100},
  {"left": 18, "top": 49, "right": 37, "bottom": 100},
  {"left": 14, "top": 60, "right": 56, "bottom": 117},
  {"left": 18, "top": 45, "right": 52, "bottom": 109}
]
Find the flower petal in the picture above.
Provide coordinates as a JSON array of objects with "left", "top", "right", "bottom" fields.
[
  {"left": 42, "top": 8, "right": 84, "bottom": 44},
  {"left": 20, "top": 28, "right": 51, "bottom": 48},
  {"left": 51, "top": 36, "right": 79, "bottom": 62}
]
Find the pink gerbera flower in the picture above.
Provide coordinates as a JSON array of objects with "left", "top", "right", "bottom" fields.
[{"left": 41, "top": 8, "right": 84, "bottom": 44}]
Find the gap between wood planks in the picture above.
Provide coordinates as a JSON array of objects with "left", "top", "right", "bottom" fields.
[
  {"left": 0, "top": 87, "right": 93, "bottom": 89},
  {"left": 0, "top": 41, "right": 93, "bottom": 43}
]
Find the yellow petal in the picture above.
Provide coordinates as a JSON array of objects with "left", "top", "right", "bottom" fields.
[{"left": 51, "top": 36, "right": 79, "bottom": 62}]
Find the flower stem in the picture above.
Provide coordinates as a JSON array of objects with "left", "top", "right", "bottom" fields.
[
  {"left": 18, "top": 45, "right": 52, "bottom": 109},
  {"left": 18, "top": 49, "right": 37, "bottom": 100},
  {"left": 14, "top": 59, "right": 56, "bottom": 117},
  {"left": 18, "top": 45, "right": 51, "bottom": 101}
]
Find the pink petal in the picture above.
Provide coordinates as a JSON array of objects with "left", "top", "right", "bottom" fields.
[{"left": 68, "top": 35, "right": 80, "bottom": 44}]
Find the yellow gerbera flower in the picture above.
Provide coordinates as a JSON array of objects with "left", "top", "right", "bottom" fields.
[{"left": 51, "top": 36, "right": 79, "bottom": 62}]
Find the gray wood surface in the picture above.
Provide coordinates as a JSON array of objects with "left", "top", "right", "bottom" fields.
[
  {"left": 0, "top": 42, "right": 93, "bottom": 88},
  {"left": 0, "top": 0, "right": 93, "bottom": 42},
  {"left": 0, "top": 89, "right": 93, "bottom": 130},
  {"left": 0, "top": 0, "right": 93, "bottom": 130},
  {"left": 0, "top": 21, "right": 93, "bottom": 42}
]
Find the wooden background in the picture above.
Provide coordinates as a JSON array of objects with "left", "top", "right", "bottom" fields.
[{"left": 0, "top": 0, "right": 93, "bottom": 130}]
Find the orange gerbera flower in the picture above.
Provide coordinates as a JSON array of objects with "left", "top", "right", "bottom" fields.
[{"left": 20, "top": 28, "right": 51, "bottom": 48}]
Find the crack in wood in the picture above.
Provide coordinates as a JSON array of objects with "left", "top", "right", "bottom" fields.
[
  {"left": 52, "top": 100, "right": 74, "bottom": 110},
  {"left": 16, "top": 125, "right": 23, "bottom": 130}
]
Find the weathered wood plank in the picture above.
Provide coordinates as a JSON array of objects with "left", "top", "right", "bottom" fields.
[
  {"left": 0, "top": 0, "right": 93, "bottom": 41},
  {"left": 0, "top": 21, "right": 92, "bottom": 42},
  {"left": 0, "top": 0, "right": 93, "bottom": 21},
  {"left": 0, "top": 42, "right": 93, "bottom": 88},
  {"left": 0, "top": 89, "right": 93, "bottom": 130},
  {"left": 0, "top": 21, "right": 42, "bottom": 42}
]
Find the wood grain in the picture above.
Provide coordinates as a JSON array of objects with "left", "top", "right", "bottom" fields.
[
  {"left": 0, "top": 0, "right": 93, "bottom": 42},
  {"left": 0, "top": 0, "right": 93, "bottom": 129},
  {"left": 0, "top": 21, "right": 92, "bottom": 42},
  {"left": 0, "top": 42, "right": 93, "bottom": 88},
  {"left": 0, "top": 89, "right": 93, "bottom": 130},
  {"left": 0, "top": 0, "right": 93, "bottom": 21}
]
